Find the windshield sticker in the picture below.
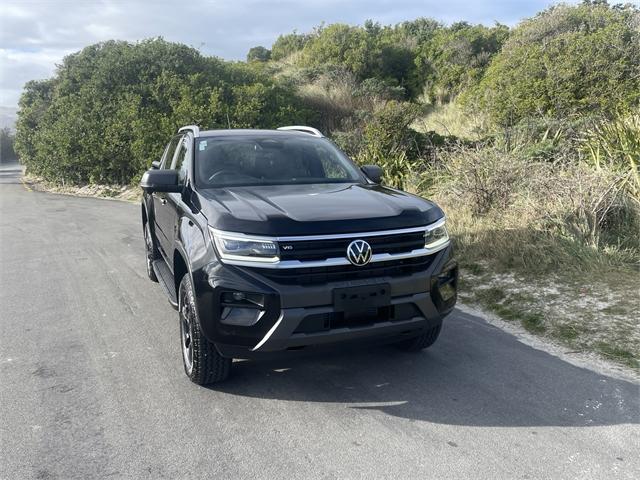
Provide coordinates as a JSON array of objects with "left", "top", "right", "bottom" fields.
[{"left": 199, "top": 140, "right": 207, "bottom": 151}]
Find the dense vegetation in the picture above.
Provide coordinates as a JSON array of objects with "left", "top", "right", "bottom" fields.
[
  {"left": 468, "top": 1, "right": 640, "bottom": 124},
  {"left": 0, "top": 128, "right": 16, "bottom": 163},
  {"left": 15, "top": 1, "right": 640, "bottom": 274}
]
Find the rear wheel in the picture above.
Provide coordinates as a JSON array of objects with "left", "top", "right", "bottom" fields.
[
  {"left": 144, "top": 221, "right": 158, "bottom": 282},
  {"left": 178, "top": 274, "right": 231, "bottom": 385},
  {"left": 395, "top": 323, "right": 442, "bottom": 352}
]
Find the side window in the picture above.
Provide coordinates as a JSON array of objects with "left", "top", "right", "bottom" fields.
[
  {"left": 161, "top": 135, "right": 182, "bottom": 170},
  {"left": 172, "top": 139, "right": 190, "bottom": 185}
]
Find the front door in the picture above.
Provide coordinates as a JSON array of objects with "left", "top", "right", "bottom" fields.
[
  {"left": 156, "top": 136, "right": 190, "bottom": 264},
  {"left": 153, "top": 134, "right": 182, "bottom": 258}
]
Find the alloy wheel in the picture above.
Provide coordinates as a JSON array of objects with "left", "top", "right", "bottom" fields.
[
  {"left": 179, "top": 287, "right": 194, "bottom": 375},
  {"left": 144, "top": 223, "right": 154, "bottom": 274}
]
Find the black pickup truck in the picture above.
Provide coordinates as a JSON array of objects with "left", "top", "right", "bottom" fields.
[{"left": 141, "top": 125, "right": 458, "bottom": 384}]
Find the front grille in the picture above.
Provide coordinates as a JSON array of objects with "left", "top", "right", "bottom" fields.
[
  {"left": 250, "top": 255, "right": 434, "bottom": 285},
  {"left": 279, "top": 231, "right": 425, "bottom": 262}
]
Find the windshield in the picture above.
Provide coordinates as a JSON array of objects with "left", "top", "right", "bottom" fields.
[{"left": 195, "top": 135, "right": 364, "bottom": 188}]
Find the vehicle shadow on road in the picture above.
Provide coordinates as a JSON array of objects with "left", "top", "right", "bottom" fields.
[{"left": 213, "top": 309, "right": 639, "bottom": 428}]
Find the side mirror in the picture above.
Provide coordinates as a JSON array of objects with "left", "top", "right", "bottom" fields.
[
  {"left": 361, "top": 165, "right": 383, "bottom": 184},
  {"left": 151, "top": 160, "right": 161, "bottom": 170},
  {"left": 140, "top": 169, "right": 181, "bottom": 193}
]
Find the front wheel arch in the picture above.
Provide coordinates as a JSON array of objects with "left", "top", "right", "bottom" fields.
[
  {"left": 173, "top": 249, "right": 189, "bottom": 301},
  {"left": 141, "top": 203, "right": 147, "bottom": 227}
]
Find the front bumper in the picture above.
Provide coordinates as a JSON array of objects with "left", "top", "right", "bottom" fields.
[{"left": 194, "top": 245, "right": 457, "bottom": 358}]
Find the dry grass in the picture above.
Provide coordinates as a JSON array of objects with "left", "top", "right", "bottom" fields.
[
  {"left": 412, "top": 102, "right": 490, "bottom": 141},
  {"left": 297, "top": 73, "right": 361, "bottom": 132},
  {"left": 295, "top": 70, "right": 392, "bottom": 133},
  {"left": 425, "top": 143, "right": 640, "bottom": 269}
]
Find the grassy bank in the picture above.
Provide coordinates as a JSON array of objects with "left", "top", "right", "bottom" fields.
[{"left": 416, "top": 104, "right": 640, "bottom": 370}]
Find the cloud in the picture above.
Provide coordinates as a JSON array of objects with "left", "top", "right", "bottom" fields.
[
  {"left": 0, "top": 0, "right": 578, "bottom": 110},
  {"left": 0, "top": 48, "right": 74, "bottom": 107}
]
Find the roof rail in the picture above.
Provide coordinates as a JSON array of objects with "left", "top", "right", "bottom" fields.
[
  {"left": 178, "top": 125, "right": 200, "bottom": 137},
  {"left": 277, "top": 125, "right": 324, "bottom": 137}
]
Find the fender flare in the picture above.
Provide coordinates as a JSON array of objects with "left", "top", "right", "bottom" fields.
[{"left": 141, "top": 197, "right": 159, "bottom": 238}]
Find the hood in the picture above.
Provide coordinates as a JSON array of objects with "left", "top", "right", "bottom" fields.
[{"left": 197, "top": 183, "right": 444, "bottom": 236}]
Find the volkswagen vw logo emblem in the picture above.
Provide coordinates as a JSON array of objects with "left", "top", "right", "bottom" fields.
[{"left": 347, "top": 240, "right": 372, "bottom": 266}]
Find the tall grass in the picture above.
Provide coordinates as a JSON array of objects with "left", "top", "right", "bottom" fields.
[
  {"left": 415, "top": 108, "right": 640, "bottom": 274},
  {"left": 582, "top": 113, "right": 640, "bottom": 200},
  {"left": 297, "top": 71, "right": 362, "bottom": 132}
]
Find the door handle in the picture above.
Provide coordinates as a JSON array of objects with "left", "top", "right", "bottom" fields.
[{"left": 160, "top": 198, "right": 167, "bottom": 205}]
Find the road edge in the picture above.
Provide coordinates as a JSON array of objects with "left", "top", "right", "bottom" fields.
[{"left": 457, "top": 302, "right": 640, "bottom": 383}]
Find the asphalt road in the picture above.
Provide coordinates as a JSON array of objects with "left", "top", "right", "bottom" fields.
[{"left": 1, "top": 163, "right": 639, "bottom": 479}]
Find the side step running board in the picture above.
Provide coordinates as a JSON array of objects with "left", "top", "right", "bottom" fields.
[{"left": 152, "top": 259, "right": 178, "bottom": 309}]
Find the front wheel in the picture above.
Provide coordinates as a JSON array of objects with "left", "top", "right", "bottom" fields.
[
  {"left": 178, "top": 274, "right": 231, "bottom": 385},
  {"left": 395, "top": 323, "right": 442, "bottom": 352}
]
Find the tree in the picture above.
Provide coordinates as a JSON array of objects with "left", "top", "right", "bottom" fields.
[
  {"left": 14, "top": 79, "right": 55, "bottom": 173},
  {"left": 246, "top": 46, "right": 271, "bottom": 62},
  {"left": 414, "top": 22, "right": 509, "bottom": 103},
  {"left": 395, "top": 18, "right": 441, "bottom": 46},
  {"left": 300, "top": 24, "right": 373, "bottom": 77},
  {"left": 271, "top": 32, "right": 311, "bottom": 61}
]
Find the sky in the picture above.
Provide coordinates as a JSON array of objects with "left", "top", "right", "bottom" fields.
[{"left": 0, "top": 0, "right": 587, "bottom": 123}]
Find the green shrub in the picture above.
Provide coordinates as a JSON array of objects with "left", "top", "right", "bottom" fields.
[
  {"left": 271, "top": 32, "right": 312, "bottom": 61},
  {"left": 413, "top": 22, "right": 509, "bottom": 104},
  {"left": 469, "top": 2, "right": 640, "bottom": 125},
  {"left": 246, "top": 46, "right": 271, "bottom": 62},
  {"left": 300, "top": 24, "right": 373, "bottom": 78},
  {"left": 352, "top": 101, "right": 423, "bottom": 189}
]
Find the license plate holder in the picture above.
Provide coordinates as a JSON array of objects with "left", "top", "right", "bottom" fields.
[{"left": 333, "top": 284, "right": 391, "bottom": 313}]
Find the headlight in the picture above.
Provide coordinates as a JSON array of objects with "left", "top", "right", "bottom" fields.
[
  {"left": 424, "top": 219, "right": 449, "bottom": 250},
  {"left": 210, "top": 228, "right": 279, "bottom": 263}
]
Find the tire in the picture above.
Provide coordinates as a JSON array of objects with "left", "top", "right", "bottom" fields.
[
  {"left": 144, "top": 221, "right": 159, "bottom": 282},
  {"left": 395, "top": 323, "right": 443, "bottom": 352},
  {"left": 178, "top": 274, "right": 231, "bottom": 385}
]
